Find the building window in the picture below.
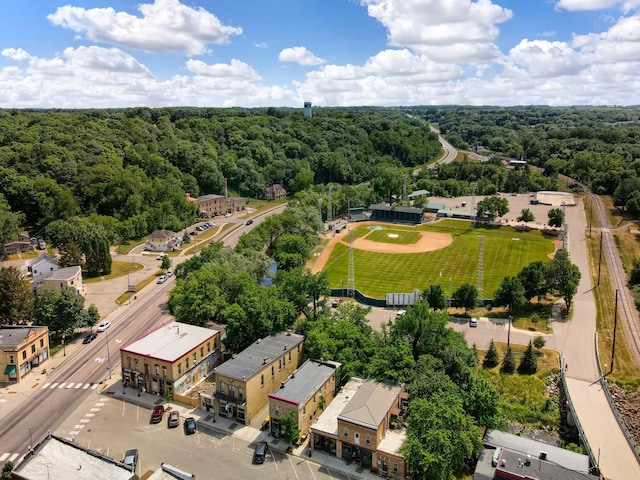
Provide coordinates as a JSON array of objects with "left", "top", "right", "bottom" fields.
[
  {"left": 238, "top": 387, "right": 244, "bottom": 400},
  {"left": 162, "top": 367, "right": 167, "bottom": 378},
  {"left": 261, "top": 374, "right": 264, "bottom": 386},
  {"left": 278, "top": 359, "right": 281, "bottom": 370},
  {"left": 200, "top": 347, "right": 204, "bottom": 358},
  {"left": 289, "top": 351, "right": 291, "bottom": 361},
  {"left": 365, "top": 434, "right": 371, "bottom": 445},
  {"left": 185, "top": 358, "right": 189, "bottom": 368},
  {"left": 22, "top": 351, "right": 26, "bottom": 360},
  {"left": 155, "top": 365, "right": 159, "bottom": 375},
  {"left": 193, "top": 352, "right": 197, "bottom": 363},
  {"left": 127, "top": 357, "right": 131, "bottom": 369},
  {"left": 230, "top": 385, "right": 235, "bottom": 398},
  {"left": 207, "top": 343, "right": 211, "bottom": 353},
  {"left": 393, "top": 463, "right": 398, "bottom": 474},
  {"left": 134, "top": 359, "right": 138, "bottom": 370},
  {"left": 282, "top": 355, "right": 285, "bottom": 366},
  {"left": 31, "top": 345, "right": 36, "bottom": 354},
  {"left": 303, "top": 405, "right": 306, "bottom": 414},
  {"left": 271, "top": 366, "right": 274, "bottom": 377},
  {"left": 177, "top": 364, "right": 182, "bottom": 374},
  {"left": 9, "top": 355, "right": 13, "bottom": 364},
  {"left": 343, "top": 428, "right": 348, "bottom": 438},
  {"left": 40, "top": 339, "right": 44, "bottom": 347},
  {"left": 219, "top": 382, "right": 225, "bottom": 394}
]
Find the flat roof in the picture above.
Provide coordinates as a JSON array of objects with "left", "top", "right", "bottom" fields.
[
  {"left": 484, "top": 430, "right": 590, "bottom": 473},
  {"left": 407, "top": 189, "right": 429, "bottom": 198},
  {"left": 214, "top": 331, "right": 304, "bottom": 380},
  {"left": 45, "top": 265, "right": 81, "bottom": 281},
  {"left": 377, "top": 428, "right": 406, "bottom": 457},
  {"left": 0, "top": 326, "right": 47, "bottom": 348},
  {"left": 13, "top": 434, "right": 134, "bottom": 480},
  {"left": 269, "top": 359, "right": 340, "bottom": 405},
  {"left": 311, "top": 378, "right": 363, "bottom": 437},
  {"left": 338, "top": 380, "right": 402, "bottom": 429},
  {"left": 369, "top": 204, "right": 423, "bottom": 214},
  {"left": 120, "top": 321, "right": 218, "bottom": 363},
  {"left": 497, "top": 448, "right": 598, "bottom": 480}
]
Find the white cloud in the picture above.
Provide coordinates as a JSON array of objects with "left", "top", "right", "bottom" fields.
[
  {"left": 554, "top": 0, "right": 640, "bottom": 11},
  {"left": 508, "top": 39, "right": 586, "bottom": 77},
  {"left": 47, "top": 0, "right": 242, "bottom": 55},
  {"left": 360, "top": 0, "right": 512, "bottom": 62},
  {"left": 186, "top": 59, "right": 261, "bottom": 81},
  {"left": 278, "top": 47, "right": 326, "bottom": 66},
  {"left": 254, "top": 42, "right": 269, "bottom": 49}
]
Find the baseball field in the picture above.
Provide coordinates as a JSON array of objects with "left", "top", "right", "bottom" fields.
[{"left": 313, "top": 219, "right": 557, "bottom": 299}]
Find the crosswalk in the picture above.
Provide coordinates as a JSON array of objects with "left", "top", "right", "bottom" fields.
[
  {"left": 41, "top": 382, "right": 99, "bottom": 390},
  {"left": 0, "top": 452, "right": 22, "bottom": 463}
]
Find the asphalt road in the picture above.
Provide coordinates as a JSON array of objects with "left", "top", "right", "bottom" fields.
[{"left": 0, "top": 205, "right": 287, "bottom": 464}]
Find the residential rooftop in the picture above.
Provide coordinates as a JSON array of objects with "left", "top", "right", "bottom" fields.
[
  {"left": 377, "top": 428, "right": 406, "bottom": 457},
  {"left": 214, "top": 331, "right": 304, "bottom": 380},
  {"left": 45, "top": 265, "right": 81, "bottom": 281},
  {"left": 268, "top": 359, "right": 341, "bottom": 405},
  {"left": 120, "top": 321, "right": 218, "bottom": 363}
]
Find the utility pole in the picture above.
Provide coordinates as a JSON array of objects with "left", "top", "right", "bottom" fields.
[
  {"left": 507, "top": 315, "right": 512, "bottom": 349},
  {"left": 610, "top": 289, "right": 618, "bottom": 375},
  {"left": 597, "top": 231, "right": 603, "bottom": 286}
]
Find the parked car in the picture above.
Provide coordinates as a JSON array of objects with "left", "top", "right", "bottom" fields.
[
  {"left": 166, "top": 269, "right": 173, "bottom": 277},
  {"left": 156, "top": 254, "right": 166, "bottom": 260},
  {"left": 97, "top": 321, "right": 110, "bottom": 332},
  {"left": 225, "top": 212, "right": 232, "bottom": 217},
  {"left": 122, "top": 449, "right": 138, "bottom": 472},
  {"left": 151, "top": 405, "right": 164, "bottom": 424},
  {"left": 37, "top": 239, "right": 46, "bottom": 250},
  {"left": 190, "top": 231, "right": 198, "bottom": 236},
  {"left": 167, "top": 410, "right": 179, "bottom": 428},
  {"left": 183, "top": 417, "right": 197, "bottom": 435},
  {"left": 245, "top": 219, "right": 254, "bottom": 226},
  {"left": 157, "top": 275, "right": 167, "bottom": 284},
  {"left": 395, "top": 310, "right": 406, "bottom": 319},
  {"left": 195, "top": 226, "right": 204, "bottom": 231},
  {"left": 253, "top": 442, "right": 267, "bottom": 464},
  {"left": 83, "top": 332, "right": 97, "bottom": 344},
  {"left": 331, "top": 298, "right": 343, "bottom": 308},
  {"left": 470, "top": 317, "right": 478, "bottom": 327}
]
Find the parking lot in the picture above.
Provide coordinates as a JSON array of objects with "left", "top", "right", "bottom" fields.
[{"left": 54, "top": 392, "right": 353, "bottom": 479}]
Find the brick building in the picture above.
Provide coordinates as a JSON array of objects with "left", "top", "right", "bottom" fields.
[
  {"left": 268, "top": 358, "right": 341, "bottom": 441},
  {"left": 0, "top": 326, "right": 49, "bottom": 383},
  {"left": 213, "top": 331, "right": 304, "bottom": 426}
]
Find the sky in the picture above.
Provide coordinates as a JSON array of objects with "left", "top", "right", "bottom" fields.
[{"left": 1, "top": 0, "right": 640, "bottom": 108}]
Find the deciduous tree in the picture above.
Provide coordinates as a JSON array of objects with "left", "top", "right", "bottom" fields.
[
  {"left": 493, "top": 276, "right": 525, "bottom": 313},
  {"left": 425, "top": 284, "right": 446, "bottom": 310},
  {"left": 516, "top": 208, "right": 535, "bottom": 224},
  {"left": 476, "top": 196, "right": 509, "bottom": 221},
  {"left": 452, "top": 283, "right": 478, "bottom": 313},
  {"left": 547, "top": 208, "right": 565, "bottom": 227},
  {"left": 0, "top": 267, "right": 33, "bottom": 325}
]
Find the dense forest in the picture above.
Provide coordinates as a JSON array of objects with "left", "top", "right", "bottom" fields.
[
  {"left": 0, "top": 107, "right": 440, "bottom": 243},
  {"left": 410, "top": 105, "right": 640, "bottom": 212}
]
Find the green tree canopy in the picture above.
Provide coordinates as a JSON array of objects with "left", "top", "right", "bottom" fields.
[
  {"left": 516, "top": 208, "right": 535, "bottom": 224},
  {"left": 547, "top": 208, "right": 565, "bottom": 227},
  {"left": 492, "top": 276, "right": 526, "bottom": 313},
  {"left": 452, "top": 283, "right": 478, "bottom": 312},
  {"left": 476, "top": 196, "right": 509, "bottom": 221},
  {"left": 0, "top": 267, "right": 33, "bottom": 325},
  {"left": 483, "top": 340, "right": 500, "bottom": 368}
]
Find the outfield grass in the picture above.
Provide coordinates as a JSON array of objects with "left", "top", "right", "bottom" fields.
[
  {"left": 365, "top": 228, "right": 422, "bottom": 245},
  {"left": 323, "top": 220, "right": 555, "bottom": 299}
]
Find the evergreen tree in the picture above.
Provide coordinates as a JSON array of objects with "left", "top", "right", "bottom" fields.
[
  {"left": 483, "top": 340, "right": 500, "bottom": 368},
  {"left": 501, "top": 346, "right": 516, "bottom": 373},
  {"left": 518, "top": 340, "right": 538, "bottom": 374}
]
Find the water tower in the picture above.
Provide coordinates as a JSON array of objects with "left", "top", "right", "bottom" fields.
[{"left": 304, "top": 101, "right": 312, "bottom": 118}]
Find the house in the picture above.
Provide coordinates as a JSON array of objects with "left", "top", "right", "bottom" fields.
[
  {"left": 2, "top": 231, "right": 33, "bottom": 256},
  {"left": 146, "top": 229, "right": 180, "bottom": 252},
  {"left": 196, "top": 194, "right": 247, "bottom": 217},
  {"left": 185, "top": 192, "right": 197, "bottom": 203},
  {"left": 474, "top": 430, "right": 599, "bottom": 480},
  {"left": 120, "top": 320, "right": 221, "bottom": 399},
  {"left": 407, "top": 189, "right": 429, "bottom": 200},
  {"left": 213, "top": 331, "right": 304, "bottom": 426},
  {"left": 11, "top": 433, "right": 135, "bottom": 480},
  {"left": 268, "top": 358, "right": 341, "bottom": 440},
  {"left": 25, "top": 253, "right": 59, "bottom": 288},
  {"left": 265, "top": 184, "right": 287, "bottom": 200},
  {"left": 0, "top": 326, "right": 49, "bottom": 383},
  {"left": 310, "top": 378, "right": 409, "bottom": 479},
  {"left": 42, "top": 265, "right": 84, "bottom": 295}
]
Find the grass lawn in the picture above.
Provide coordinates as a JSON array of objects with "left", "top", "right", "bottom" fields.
[
  {"left": 323, "top": 220, "right": 555, "bottom": 299},
  {"left": 84, "top": 260, "right": 144, "bottom": 283},
  {"left": 365, "top": 228, "right": 422, "bottom": 245},
  {"left": 116, "top": 274, "right": 159, "bottom": 305},
  {"left": 115, "top": 238, "right": 147, "bottom": 255},
  {"left": 479, "top": 342, "right": 560, "bottom": 430}
]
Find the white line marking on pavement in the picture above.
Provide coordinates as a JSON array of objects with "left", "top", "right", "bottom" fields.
[
  {"left": 83, "top": 384, "right": 91, "bottom": 389},
  {"left": 42, "top": 383, "right": 51, "bottom": 389},
  {"left": 91, "top": 384, "right": 98, "bottom": 389},
  {"left": 69, "top": 430, "right": 80, "bottom": 436},
  {"left": 74, "top": 425, "right": 85, "bottom": 429},
  {"left": 288, "top": 454, "right": 298, "bottom": 478},
  {"left": 49, "top": 383, "right": 58, "bottom": 389},
  {"left": 306, "top": 460, "right": 316, "bottom": 480},
  {"left": 74, "top": 383, "right": 82, "bottom": 389},
  {"left": 57, "top": 383, "right": 66, "bottom": 389},
  {"left": 8, "top": 453, "right": 19, "bottom": 462}
]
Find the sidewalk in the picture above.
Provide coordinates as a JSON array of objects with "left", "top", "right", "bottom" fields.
[{"left": 101, "top": 377, "right": 383, "bottom": 480}]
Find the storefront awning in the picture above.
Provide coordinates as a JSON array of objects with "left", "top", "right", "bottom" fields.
[{"left": 4, "top": 365, "right": 16, "bottom": 376}]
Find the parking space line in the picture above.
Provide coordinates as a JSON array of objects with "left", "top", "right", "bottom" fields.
[
  {"left": 288, "top": 454, "right": 298, "bottom": 478},
  {"left": 306, "top": 460, "right": 316, "bottom": 480}
]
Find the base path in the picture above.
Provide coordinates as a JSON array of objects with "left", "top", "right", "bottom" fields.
[{"left": 310, "top": 222, "right": 452, "bottom": 273}]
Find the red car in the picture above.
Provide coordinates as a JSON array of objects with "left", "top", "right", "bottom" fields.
[{"left": 151, "top": 405, "right": 164, "bottom": 424}]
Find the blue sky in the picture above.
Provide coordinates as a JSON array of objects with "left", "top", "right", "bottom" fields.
[{"left": 1, "top": 0, "right": 639, "bottom": 108}]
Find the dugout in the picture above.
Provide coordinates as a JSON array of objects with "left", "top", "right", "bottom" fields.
[
  {"left": 348, "top": 207, "right": 369, "bottom": 222},
  {"left": 369, "top": 204, "right": 423, "bottom": 225}
]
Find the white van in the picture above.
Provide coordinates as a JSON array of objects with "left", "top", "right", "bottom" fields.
[{"left": 396, "top": 310, "right": 406, "bottom": 319}]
